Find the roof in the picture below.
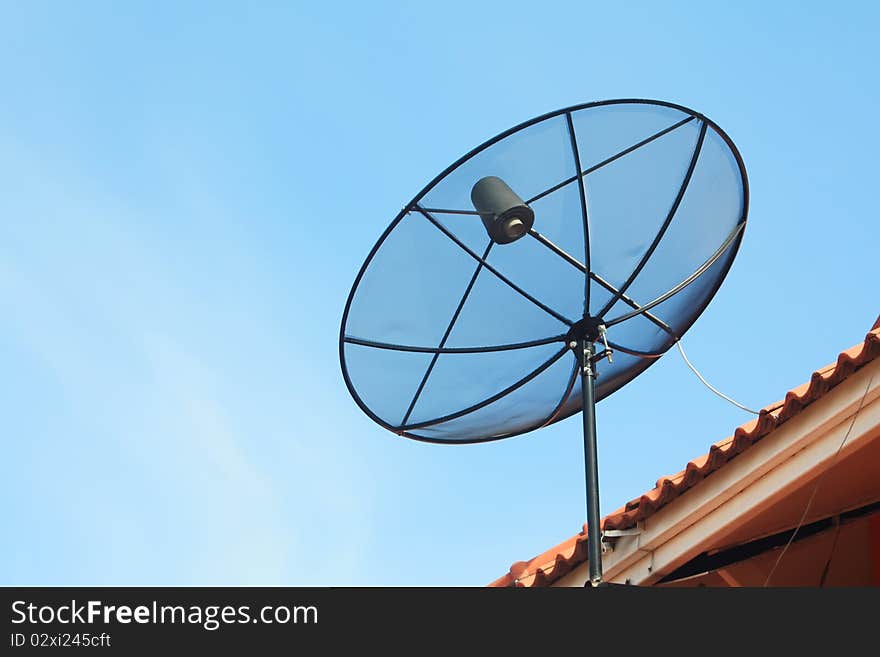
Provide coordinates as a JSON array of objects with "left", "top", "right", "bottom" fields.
[{"left": 489, "top": 316, "right": 880, "bottom": 587}]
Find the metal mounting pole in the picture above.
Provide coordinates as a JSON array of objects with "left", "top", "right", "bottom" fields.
[{"left": 579, "top": 337, "right": 603, "bottom": 586}]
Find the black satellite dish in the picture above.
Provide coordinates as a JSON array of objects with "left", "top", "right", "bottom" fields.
[{"left": 339, "top": 99, "right": 748, "bottom": 586}]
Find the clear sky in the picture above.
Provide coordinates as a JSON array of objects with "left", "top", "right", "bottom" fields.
[{"left": 1, "top": 2, "right": 878, "bottom": 586}]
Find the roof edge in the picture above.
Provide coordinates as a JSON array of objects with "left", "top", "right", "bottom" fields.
[{"left": 490, "top": 322, "right": 880, "bottom": 587}]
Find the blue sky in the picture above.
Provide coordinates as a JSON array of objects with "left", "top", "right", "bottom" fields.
[{"left": 1, "top": 2, "right": 878, "bottom": 586}]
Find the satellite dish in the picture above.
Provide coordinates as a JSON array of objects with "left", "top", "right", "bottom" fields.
[{"left": 339, "top": 99, "right": 748, "bottom": 586}]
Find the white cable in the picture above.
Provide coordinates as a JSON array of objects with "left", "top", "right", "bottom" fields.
[{"left": 675, "top": 339, "right": 761, "bottom": 415}]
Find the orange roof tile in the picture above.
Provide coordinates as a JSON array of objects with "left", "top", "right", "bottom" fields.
[{"left": 489, "top": 318, "right": 880, "bottom": 587}]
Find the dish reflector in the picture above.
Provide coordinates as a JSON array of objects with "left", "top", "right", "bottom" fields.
[{"left": 340, "top": 99, "right": 748, "bottom": 443}]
